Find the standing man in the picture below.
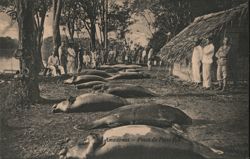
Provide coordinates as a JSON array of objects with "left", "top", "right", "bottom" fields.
[
  {"left": 191, "top": 38, "right": 203, "bottom": 87},
  {"left": 147, "top": 46, "right": 154, "bottom": 70},
  {"left": 83, "top": 50, "right": 91, "bottom": 68},
  {"left": 67, "top": 43, "right": 76, "bottom": 75},
  {"left": 77, "top": 45, "right": 84, "bottom": 74},
  {"left": 58, "top": 42, "right": 67, "bottom": 74},
  {"left": 91, "top": 49, "right": 97, "bottom": 69},
  {"left": 202, "top": 37, "right": 214, "bottom": 90},
  {"left": 215, "top": 37, "right": 231, "bottom": 91},
  {"left": 141, "top": 47, "right": 147, "bottom": 64}
]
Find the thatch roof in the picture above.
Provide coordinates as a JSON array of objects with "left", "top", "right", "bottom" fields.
[{"left": 160, "top": 2, "right": 249, "bottom": 64}]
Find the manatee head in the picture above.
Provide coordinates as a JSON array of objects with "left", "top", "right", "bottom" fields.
[
  {"left": 60, "top": 133, "right": 102, "bottom": 159},
  {"left": 51, "top": 96, "right": 76, "bottom": 113},
  {"left": 64, "top": 76, "right": 76, "bottom": 84}
]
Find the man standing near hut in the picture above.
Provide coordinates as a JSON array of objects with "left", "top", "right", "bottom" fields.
[
  {"left": 215, "top": 37, "right": 231, "bottom": 91},
  {"left": 192, "top": 38, "right": 203, "bottom": 87},
  {"left": 67, "top": 44, "right": 76, "bottom": 75},
  {"left": 77, "top": 45, "right": 84, "bottom": 74},
  {"left": 202, "top": 37, "right": 214, "bottom": 90}
]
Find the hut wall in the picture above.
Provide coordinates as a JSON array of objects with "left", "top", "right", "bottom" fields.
[
  {"left": 172, "top": 62, "right": 192, "bottom": 81},
  {"left": 172, "top": 60, "right": 217, "bottom": 82},
  {"left": 226, "top": 20, "right": 249, "bottom": 82}
]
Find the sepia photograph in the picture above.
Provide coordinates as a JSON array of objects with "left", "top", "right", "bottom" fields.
[{"left": 0, "top": 0, "right": 249, "bottom": 158}]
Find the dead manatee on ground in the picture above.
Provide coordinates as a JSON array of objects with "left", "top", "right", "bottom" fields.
[
  {"left": 74, "top": 103, "right": 192, "bottom": 130},
  {"left": 107, "top": 72, "right": 150, "bottom": 80},
  {"left": 75, "top": 81, "right": 107, "bottom": 89},
  {"left": 93, "top": 83, "right": 157, "bottom": 98},
  {"left": 80, "top": 70, "right": 112, "bottom": 78},
  {"left": 51, "top": 93, "right": 129, "bottom": 113},
  {"left": 100, "top": 64, "right": 142, "bottom": 70},
  {"left": 64, "top": 75, "right": 107, "bottom": 85},
  {"left": 59, "top": 125, "right": 224, "bottom": 159}
]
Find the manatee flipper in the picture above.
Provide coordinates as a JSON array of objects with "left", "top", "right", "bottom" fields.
[
  {"left": 209, "top": 147, "right": 224, "bottom": 155},
  {"left": 171, "top": 123, "right": 186, "bottom": 135},
  {"left": 107, "top": 122, "right": 124, "bottom": 128}
]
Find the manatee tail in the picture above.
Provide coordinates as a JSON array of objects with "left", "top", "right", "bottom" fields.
[{"left": 73, "top": 123, "right": 97, "bottom": 131}]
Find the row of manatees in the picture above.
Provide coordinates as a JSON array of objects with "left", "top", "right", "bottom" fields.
[{"left": 52, "top": 64, "right": 223, "bottom": 159}]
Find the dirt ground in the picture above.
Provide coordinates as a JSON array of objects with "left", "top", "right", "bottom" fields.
[{"left": 0, "top": 67, "right": 249, "bottom": 159}]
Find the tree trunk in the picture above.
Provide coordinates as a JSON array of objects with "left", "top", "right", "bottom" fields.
[
  {"left": 15, "top": 0, "right": 40, "bottom": 103},
  {"left": 67, "top": 21, "right": 75, "bottom": 43},
  {"left": 90, "top": 19, "right": 96, "bottom": 50},
  {"left": 53, "top": 0, "right": 63, "bottom": 56},
  {"left": 35, "top": 12, "right": 46, "bottom": 69}
]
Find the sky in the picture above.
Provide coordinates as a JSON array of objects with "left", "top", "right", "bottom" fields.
[
  {"left": 0, "top": 0, "right": 153, "bottom": 47},
  {"left": 0, "top": 12, "right": 54, "bottom": 39},
  {"left": 0, "top": 0, "right": 126, "bottom": 40}
]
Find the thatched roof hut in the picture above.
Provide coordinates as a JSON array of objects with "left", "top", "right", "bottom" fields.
[{"left": 160, "top": 2, "right": 249, "bottom": 64}]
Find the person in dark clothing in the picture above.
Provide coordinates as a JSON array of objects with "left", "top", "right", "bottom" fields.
[{"left": 77, "top": 45, "right": 84, "bottom": 74}]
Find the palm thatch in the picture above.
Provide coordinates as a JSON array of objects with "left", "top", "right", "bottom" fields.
[{"left": 160, "top": 2, "right": 249, "bottom": 64}]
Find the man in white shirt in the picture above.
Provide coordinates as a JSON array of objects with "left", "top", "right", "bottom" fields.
[
  {"left": 202, "top": 37, "right": 214, "bottom": 90},
  {"left": 83, "top": 51, "right": 91, "bottom": 68},
  {"left": 141, "top": 48, "right": 147, "bottom": 64},
  {"left": 91, "top": 49, "right": 97, "bottom": 68},
  {"left": 67, "top": 44, "right": 76, "bottom": 75},
  {"left": 47, "top": 51, "right": 65, "bottom": 76},
  {"left": 192, "top": 38, "right": 203, "bottom": 87}
]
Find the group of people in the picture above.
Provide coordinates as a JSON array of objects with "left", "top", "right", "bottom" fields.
[
  {"left": 106, "top": 43, "right": 161, "bottom": 71},
  {"left": 192, "top": 36, "right": 231, "bottom": 91},
  {"left": 43, "top": 42, "right": 102, "bottom": 77}
]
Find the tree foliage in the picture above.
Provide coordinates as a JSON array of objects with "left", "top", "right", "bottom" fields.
[{"left": 108, "top": 0, "right": 132, "bottom": 39}]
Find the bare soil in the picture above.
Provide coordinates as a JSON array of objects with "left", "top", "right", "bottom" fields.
[{"left": 0, "top": 67, "right": 249, "bottom": 159}]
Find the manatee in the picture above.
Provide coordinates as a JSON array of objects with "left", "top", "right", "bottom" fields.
[
  {"left": 100, "top": 64, "right": 142, "bottom": 70},
  {"left": 80, "top": 70, "right": 112, "bottom": 78},
  {"left": 125, "top": 68, "right": 141, "bottom": 72},
  {"left": 107, "top": 72, "right": 150, "bottom": 80},
  {"left": 93, "top": 83, "right": 157, "bottom": 98},
  {"left": 104, "top": 68, "right": 121, "bottom": 73},
  {"left": 76, "top": 81, "right": 107, "bottom": 89},
  {"left": 59, "top": 125, "right": 223, "bottom": 159},
  {"left": 64, "top": 75, "right": 107, "bottom": 85},
  {"left": 74, "top": 103, "right": 192, "bottom": 130},
  {"left": 51, "top": 93, "right": 129, "bottom": 113}
]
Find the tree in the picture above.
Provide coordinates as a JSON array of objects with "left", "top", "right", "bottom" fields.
[
  {"left": 52, "top": 0, "right": 63, "bottom": 56},
  {"left": 33, "top": 0, "right": 52, "bottom": 69},
  {"left": 108, "top": 0, "right": 132, "bottom": 39},
  {"left": 0, "top": 0, "right": 52, "bottom": 69},
  {"left": 15, "top": 0, "right": 40, "bottom": 102},
  {"left": 148, "top": 0, "right": 192, "bottom": 53},
  {"left": 61, "top": 0, "right": 82, "bottom": 43},
  {"left": 75, "top": 0, "right": 99, "bottom": 50},
  {"left": 130, "top": 0, "right": 247, "bottom": 53}
]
